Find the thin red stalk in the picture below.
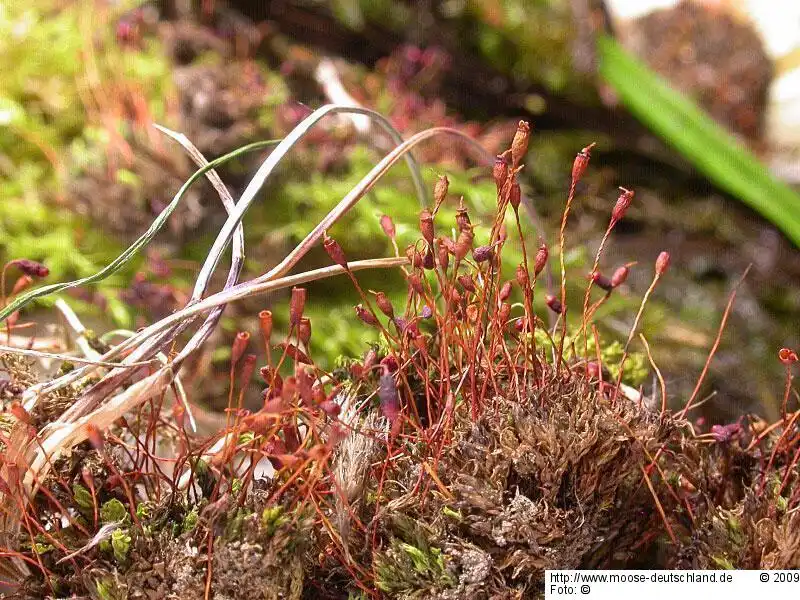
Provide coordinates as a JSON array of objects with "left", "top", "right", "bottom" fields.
[{"left": 678, "top": 267, "right": 751, "bottom": 419}]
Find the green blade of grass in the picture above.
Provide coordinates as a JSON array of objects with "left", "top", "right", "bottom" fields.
[
  {"left": 0, "top": 139, "right": 280, "bottom": 323},
  {"left": 597, "top": 35, "right": 800, "bottom": 247}
]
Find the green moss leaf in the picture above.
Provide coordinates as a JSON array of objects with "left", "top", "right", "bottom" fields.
[
  {"left": 111, "top": 528, "right": 131, "bottom": 563},
  {"left": 72, "top": 483, "right": 93, "bottom": 510},
  {"left": 100, "top": 498, "right": 129, "bottom": 524}
]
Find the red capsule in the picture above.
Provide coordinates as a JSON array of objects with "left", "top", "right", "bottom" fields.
[
  {"left": 289, "top": 287, "right": 306, "bottom": 326},
  {"left": 407, "top": 273, "right": 425, "bottom": 295},
  {"left": 591, "top": 271, "right": 613, "bottom": 292},
  {"left": 435, "top": 238, "right": 449, "bottom": 271},
  {"left": 258, "top": 310, "right": 273, "bottom": 346},
  {"left": 458, "top": 275, "right": 476, "bottom": 293},
  {"left": 323, "top": 232, "right": 348, "bottom": 269},
  {"left": 375, "top": 291, "right": 394, "bottom": 318},
  {"left": 611, "top": 264, "right": 631, "bottom": 288},
  {"left": 380, "top": 215, "right": 396, "bottom": 239},
  {"left": 498, "top": 281, "right": 513, "bottom": 302},
  {"left": 498, "top": 302, "right": 511, "bottom": 323},
  {"left": 612, "top": 187, "right": 634, "bottom": 222},
  {"left": 10, "top": 259, "right": 49, "bottom": 279},
  {"left": 571, "top": 143, "right": 595, "bottom": 183},
  {"left": 515, "top": 264, "right": 529, "bottom": 288},
  {"left": 509, "top": 180, "right": 521, "bottom": 210},
  {"left": 545, "top": 294, "right": 563, "bottom": 314},
  {"left": 779, "top": 348, "right": 798, "bottom": 365},
  {"left": 511, "top": 120, "right": 531, "bottom": 167},
  {"left": 231, "top": 331, "right": 250, "bottom": 366},
  {"left": 434, "top": 175, "right": 449, "bottom": 210},
  {"left": 419, "top": 208, "right": 435, "bottom": 244},
  {"left": 239, "top": 354, "right": 257, "bottom": 388},
  {"left": 655, "top": 251, "right": 671, "bottom": 276},
  {"left": 405, "top": 245, "right": 425, "bottom": 269},
  {"left": 455, "top": 198, "right": 471, "bottom": 232},
  {"left": 298, "top": 318, "right": 312, "bottom": 346},
  {"left": 473, "top": 244, "right": 494, "bottom": 263},
  {"left": 440, "top": 235, "right": 456, "bottom": 255},
  {"left": 422, "top": 248, "right": 435, "bottom": 270},
  {"left": 493, "top": 154, "right": 509, "bottom": 192},
  {"left": 534, "top": 241, "right": 548, "bottom": 276},
  {"left": 363, "top": 348, "right": 378, "bottom": 371},
  {"left": 355, "top": 304, "right": 379, "bottom": 327},
  {"left": 455, "top": 229, "right": 474, "bottom": 262}
]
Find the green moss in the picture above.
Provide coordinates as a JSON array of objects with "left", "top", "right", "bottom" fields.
[
  {"left": 32, "top": 542, "right": 54, "bottom": 555},
  {"left": 0, "top": 1, "right": 176, "bottom": 323},
  {"left": 182, "top": 508, "right": 199, "bottom": 534},
  {"left": 374, "top": 537, "right": 454, "bottom": 595},
  {"left": 532, "top": 328, "right": 650, "bottom": 386},
  {"left": 72, "top": 483, "right": 93, "bottom": 511},
  {"left": 111, "top": 528, "right": 131, "bottom": 563},
  {"left": 261, "top": 506, "right": 289, "bottom": 537},
  {"left": 94, "top": 576, "right": 126, "bottom": 600},
  {"left": 100, "top": 498, "right": 129, "bottom": 524},
  {"left": 711, "top": 555, "right": 735, "bottom": 570},
  {"left": 135, "top": 501, "right": 152, "bottom": 521}
]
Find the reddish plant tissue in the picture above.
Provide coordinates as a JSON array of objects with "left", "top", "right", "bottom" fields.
[
  {"left": 378, "top": 371, "right": 400, "bottom": 422},
  {"left": 779, "top": 348, "right": 798, "bottom": 365},
  {"left": 655, "top": 251, "right": 671, "bottom": 276},
  {"left": 571, "top": 142, "right": 595, "bottom": 183},
  {"left": 534, "top": 241, "right": 548, "bottom": 276},
  {"left": 323, "top": 233, "right": 348, "bottom": 268},
  {"left": 10, "top": 259, "right": 49, "bottom": 278}
]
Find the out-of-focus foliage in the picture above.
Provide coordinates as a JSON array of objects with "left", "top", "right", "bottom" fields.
[
  {"left": 598, "top": 35, "right": 800, "bottom": 248},
  {"left": 0, "top": 0, "right": 174, "bottom": 323},
  {"left": 326, "top": 0, "right": 580, "bottom": 96}
]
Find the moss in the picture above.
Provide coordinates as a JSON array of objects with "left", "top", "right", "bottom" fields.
[
  {"left": 111, "top": 529, "right": 132, "bottom": 563},
  {"left": 94, "top": 574, "right": 127, "bottom": 600},
  {"left": 72, "top": 483, "right": 94, "bottom": 511},
  {"left": 532, "top": 328, "right": 650, "bottom": 386},
  {"left": 375, "top": 538, "right": 454, "bottom": 595},
  {"left": 100, "top": 499, "right": 129, "bottom": 524},
  {"left": 181, "top": 507, "right": 199, "bottom": 534}
]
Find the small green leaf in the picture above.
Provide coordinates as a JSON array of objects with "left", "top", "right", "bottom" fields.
[
  {"left": 33, "top": 542, "right": 54, "bottom": 555},
  {"left": 100, "top": 498, "right": 128, "bottom": 524},
  {"left": 182, "top": 508, "right": 198, "bottom": 534},
  {"left": 72, "top": 483, "right": 93, "bottom": 510},
  {"left": 111, "top": 529, "right": 131, "bottom": 563}
]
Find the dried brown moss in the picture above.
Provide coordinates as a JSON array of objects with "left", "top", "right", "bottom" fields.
[{"left": 335, "top": 373, "right": 687, "bottom": 598}]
